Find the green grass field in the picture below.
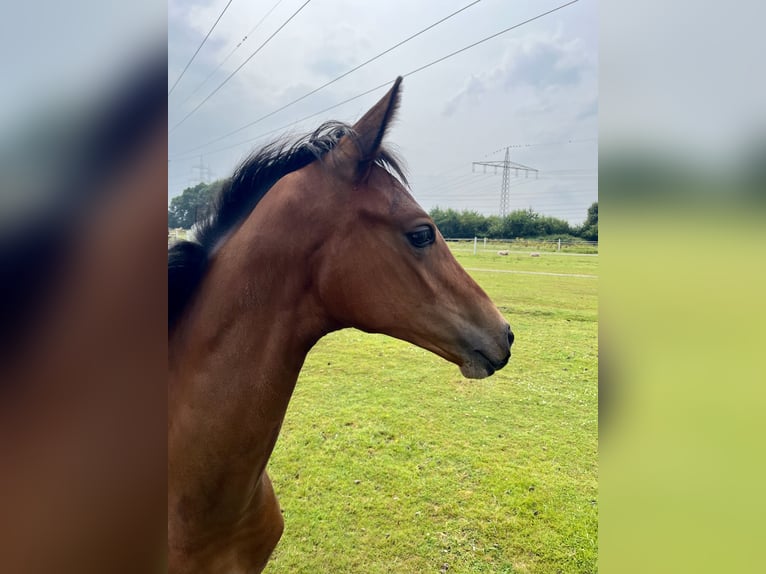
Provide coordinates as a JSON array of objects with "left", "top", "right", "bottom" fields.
[{"left": 267, "top": 249, "right": 598, "bottom": 573}]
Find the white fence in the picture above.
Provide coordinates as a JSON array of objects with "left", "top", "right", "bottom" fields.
[{"left": 444, "top": 237, "right": 598, "bottom": 255}]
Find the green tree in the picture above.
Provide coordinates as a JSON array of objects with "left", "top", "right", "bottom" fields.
[
  {"left": 505, "top": 208, "right": 540, "bottom": 237},
  {"left": 429, "top": 206, "right": 575, "bottom": 239},
  {"left": 578, "top": 201, "right": 598, "bottom": 241},
  {"left": 486, "top": 215, "right": 503, "bottom": 238},
  {"left": 168, "top": 182, "right": 219, "bottom": 229},
  {"left": 430, "top": 207, "right": 464, "bottom": 238},
  {"left": 461, "top": 210, "right": 490, "bottom": 237},
  {"left": 584, "top": 201, "right": 598, "bottom": 227}
]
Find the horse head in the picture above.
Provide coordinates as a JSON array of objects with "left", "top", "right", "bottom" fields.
[{"left": 267, "top": 78, "right": 514, "bottom": 378}]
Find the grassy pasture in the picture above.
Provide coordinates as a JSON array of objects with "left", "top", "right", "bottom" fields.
[{"left": 268, "top": 249, "right": 598, "bottom": 573}]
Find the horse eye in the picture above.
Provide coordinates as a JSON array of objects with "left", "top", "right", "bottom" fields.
[{"left": 407, "top": 225, "right": 435, "bottom": 248}]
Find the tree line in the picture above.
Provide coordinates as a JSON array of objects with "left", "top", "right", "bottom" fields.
[
  {"left": 430, "top": 203, "right": 597, "bottom": 241},
  {"left": 169, "top": 181, "right": 597, "bottom": 242}
]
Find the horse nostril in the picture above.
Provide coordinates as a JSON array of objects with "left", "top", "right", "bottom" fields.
[{"left": 507, "top": 325, "right": 515, "bottom": 347}]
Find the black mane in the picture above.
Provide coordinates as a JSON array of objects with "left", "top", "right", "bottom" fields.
[{"left": 168, "top": 121, "right": 406, "bottom": 333}]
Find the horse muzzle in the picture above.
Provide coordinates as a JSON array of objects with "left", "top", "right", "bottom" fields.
[{"left": 459, "top": 323, "right": 514, "bottom": 379}]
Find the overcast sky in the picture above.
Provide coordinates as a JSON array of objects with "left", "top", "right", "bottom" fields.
[{"left": 168, "top": 0, "right": 597, "bottom": 224}]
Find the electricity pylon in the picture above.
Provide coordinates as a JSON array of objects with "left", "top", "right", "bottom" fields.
[{"left": 472, "top": 147, "right": 538, "bottom": 217}]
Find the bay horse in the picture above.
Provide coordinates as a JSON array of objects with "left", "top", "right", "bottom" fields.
[{"left": 168, "top": 77, "right": 514, "bottom": 573}]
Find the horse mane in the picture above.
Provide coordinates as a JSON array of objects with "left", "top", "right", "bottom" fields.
[{"left": 168, "top": 121, "right": 407, "bottom": 333}]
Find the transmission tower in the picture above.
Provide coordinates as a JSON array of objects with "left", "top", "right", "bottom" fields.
[
  {"left": 473, "top": 147, "right": 538, "bottom": 217},
  {"left": 191, "top": 155, "right": 214, "bottom": 184}
]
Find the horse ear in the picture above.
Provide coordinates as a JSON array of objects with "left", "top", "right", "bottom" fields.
[{"left": 332, "top": 76, "right": 402, "bottom": 182}]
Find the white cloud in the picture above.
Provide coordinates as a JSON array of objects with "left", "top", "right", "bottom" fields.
[{"left": 444, "top": 29, "right": 593, "bottom": 117}]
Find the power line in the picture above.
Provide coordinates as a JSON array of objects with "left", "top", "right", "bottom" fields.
[
  {"left": 414, "top": 170, "right": 595, "bottom": 198},
  {"left": 477, "top": 137, "right": 598, "bottom": 159},
  {"left": 168, "top": 0, "right": 236, "bottom": 97},
  {"left": 414, "top": 166, "right": 598, "bottom": 190},
  {"left": 416, "top": 139, "right": 598, "bottom": 183},
  {"left": 543, "top": 168, "right": 598, "bottom": 173},
  {"left": 404, "top": 0, "right": 579, "bottom": 81},
  {"left": 415, "top": 175, "right": 539, "bottom": 200},
  {"left": 169, "top": 0, "right": 314, "bottom": 133},
  {"left": 180, "top": 0, "right": 287, "bottom": 106},
  {"left": 176, "top": 0, "right": 483, "bottom": 155},
  {"left": 415, "top": 174, "right": 505, "bottom": 197},
  {"left": 169, "top": 0, "right": 580, "bottom": 161},
  {"left": 170, "top": 81, "right": 393, "bottom": 161},
  {"left": 416, "top": 189, "right": 597, "bottom": 201}
]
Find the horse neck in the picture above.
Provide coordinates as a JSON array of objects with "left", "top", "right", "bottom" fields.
[{"left": 168, "top": 215, "right": 331, "bottom": 551}]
